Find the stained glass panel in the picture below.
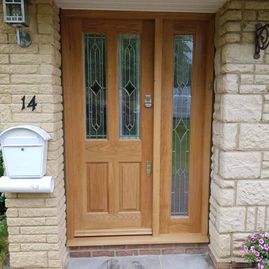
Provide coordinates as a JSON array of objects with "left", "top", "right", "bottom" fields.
[
  {"left": 171, "top": 35, "right": 193, "bottom": 216},
  {"left": 84, "top": 33, "right": 107, "bottom": 139},
  {"left": 119, "top": 35, "right": 140, "bottom": 139}
]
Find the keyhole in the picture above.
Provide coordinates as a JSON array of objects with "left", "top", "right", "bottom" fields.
[{"left": 21, "top": 148, "right": 24, "bottom": 151}]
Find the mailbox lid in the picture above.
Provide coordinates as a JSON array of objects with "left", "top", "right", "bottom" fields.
[{"left": 0, "top": 125, "right": 51, "bottom": 144}]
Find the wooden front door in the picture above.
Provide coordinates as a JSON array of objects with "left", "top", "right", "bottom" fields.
[{"left": 62, "top": 18, "right": 154, "bottom": 237}]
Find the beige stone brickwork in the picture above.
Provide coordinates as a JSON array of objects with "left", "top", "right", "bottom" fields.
[
  {"left": 210, "top": 0, "right": 269, "bottom": 266},
  {"left": 0, "top": 0, "right": 68, "bottom": 268}
]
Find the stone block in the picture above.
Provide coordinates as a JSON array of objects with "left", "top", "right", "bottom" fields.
[
  {"left": 262, "top": 114, "right": 269, "bottom": 122},
  {"left": 20, "top": 226, "right": 58, "bottom": 235},
  {"left": 221, "top": 64, "right": 254, "bottom": 73},
  {"left": 220, "top": 33, "right": 240, "bottom": 45},
  {"left": 211, "top": 181, "right": 234, "bottom": 206},
  {"left": 255, "top": 75, "right": 269, "bottom": 84},
  {"left": 240, "top": 74, "right": 254, "bottom": 84},
  {"left": 11, "top": 74, "right": 56, "bottom": 84},
  {"left": 10, "top": 252, "right": 48, "bottom": 268},
  {"left": 47, "top": 234, "right": 59, "bottom": 243},
  {"left": 245, "top": 1, "right": 269, "bottom": 10},
  {"left": 0, "top": 74, "right": 9, "bottom": 84},
  {"left": 8, "top": 234, "right": 47, "bottom": 243},
  {"left": 239, "top": 124, "right": 269, "bottom": 150},
  {"left": 217, "top": 207, "right": 246, "bottom": 233},
  {"left": 213, "top": 121, "right": 238, "bottom": 150},
  {"left": 0, "top": 54, "right": 9, "bottom": 64},
  {"left": 20, "top": 243, "right": 59, "bottom": 251},
  {"left": 256, "top": 207, "right": 266, "bottom": 230},
  {"left": 8, "top": 227, "right": 20, "bottom": 235},
  {"left": 220, "top": 10, "right": 242, "bottom": 25},
  {"left": 264, "top": 104, "right": 269, "bottom": 113},
  {"left": 5, "top": 198, "right": 45, "bottom": 208},
  {"left": 255, "top": 64, "right": 269, "bottom": 74},
  {"left": 243, "top": 10, "right": 257, "bottom": 21},
  {"left": 0, "top": 64, "right": 38, "bottom": 74},
  {"left": 258, "top": 11, "right": 269, "bottom": 21},
  {"left": 220, "top": 22, "right": 241, "bottom": 35},
  {"left": 7, "top": 217, "right": 46, "bottom": 226},
  {"left": 221, "top": 95, "right": 262, "bottom": 122},
  {"left": 222, "top": 44, "right": 262, "bottom": 64},
  {"left": 237, "top": 181, "right": 269, "bottom": 205},
  {"left": 209, "top": 224, "right": 231, "bottom": 258},
  {"left": 18, "top": 208, "right": 57, "bottom": 217},
  {"left": 216, "top": 74, "right": 239, "bottom": 93},
  {"left": 0, "top": 94, "right": 11, "bottom": 104},
  {"left": 219, "top": 151, "right": 261, "bottom": 179},
  {"left": 239, "top": 85, "right": 267, "bottom": 93},
  {"left": 246, "top": 207, "right": 256, "bottom": 232},
  {"left": 9, "top": 244, "right": 20, "bottom": 252}
]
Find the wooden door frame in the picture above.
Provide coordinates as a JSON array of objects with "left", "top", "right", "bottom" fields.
[{"left": 61, "top": 10, "right": 214, "bottom": 247}]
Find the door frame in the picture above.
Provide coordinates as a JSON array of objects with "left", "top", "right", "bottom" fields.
[{"left": 61, "top": 10, "right": 214, "bottom": 247}]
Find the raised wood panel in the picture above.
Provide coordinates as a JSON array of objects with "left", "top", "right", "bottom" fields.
[
  {"left": 84, "top": 141, "right": 142, "bottom": 162},
  {"left": 87, "top": 163, "right": 108, "bottom": 212},
  {"left": 81, "top": 212, "right": 142, "bottom": 229},
  {"left": 119, "top": 163, "right": 140, "bottom": 211}
]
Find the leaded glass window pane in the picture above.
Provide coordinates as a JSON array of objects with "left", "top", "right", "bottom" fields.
[
  {"left": 84, "top": 33, "right": 107, "bottom": 139},
  {"left": 119, "top": 34, "right": 140, "bottom": 139},
  {"left": 171, "top": 35, "right": 193, "bottom": 216}
]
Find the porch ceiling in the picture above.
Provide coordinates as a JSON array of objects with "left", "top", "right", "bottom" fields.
[{"left": 55, "top": 0, "right": 227, "bottom": 13}]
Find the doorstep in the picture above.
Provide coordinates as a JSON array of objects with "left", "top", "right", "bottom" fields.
[{"left": 67, "top": 254, "right": 214, "bottom": 269}]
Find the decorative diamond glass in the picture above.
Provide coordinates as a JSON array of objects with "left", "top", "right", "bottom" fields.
[
  {"left": 84, "top": 33, "right": 107, "bottom": 139},
  {"left": 119, "top": 34, "right": 140, "bottom": 139},
  {"left": 171, "top": 35, "right": 193, "bottom": 216}
]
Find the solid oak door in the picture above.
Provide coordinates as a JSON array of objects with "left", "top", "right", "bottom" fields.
[{"left": 63, "top": 18, "right": 154, "bottom": 237}]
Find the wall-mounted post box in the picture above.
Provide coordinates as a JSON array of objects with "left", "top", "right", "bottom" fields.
[{"left": 0, "top": 125, "right": 54, "bottom": 193}]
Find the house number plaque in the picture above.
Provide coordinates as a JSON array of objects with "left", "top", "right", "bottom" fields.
[{"left": 21, "top": 95, "right": 37, "bottom": 111}]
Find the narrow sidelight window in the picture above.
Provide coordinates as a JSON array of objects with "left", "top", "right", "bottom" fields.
[
  {"left": 119, "top": 34, "right": 140, "bottom": 139},
  {"left": 84, "top": 33, "right": 107, "bottom": 139},
  {"left": 171, "top": 35, "right": 193, "bottom": 216}
]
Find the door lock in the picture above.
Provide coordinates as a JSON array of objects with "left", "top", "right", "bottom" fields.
[
  {"left": 146, "top": 160, "right": 152, "bottom": 176},
  {"left": 144, "top": 95, "right": 153, "bottom": 108}
]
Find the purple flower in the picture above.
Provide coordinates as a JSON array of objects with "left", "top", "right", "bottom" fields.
[
  {"left": 259, "top": 239, "right": 264, "bottom": 244},
  {"left": 254, "top": 251, "right": 260, "bottom": 257}
]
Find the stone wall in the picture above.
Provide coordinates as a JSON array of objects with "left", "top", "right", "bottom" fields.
[
  {"left": 0, "top": 0, "right": 68, "bottom": 268},
  {"left": 210, "top": 0, "right": 269, "bottom": 267}
]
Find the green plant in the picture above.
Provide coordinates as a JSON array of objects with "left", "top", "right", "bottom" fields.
[
  {"left": 0, "top": 151, "right": 8, "bottom": 267},
  {"left": 0, "top": 219, "right": 8, "bottom": 268},
  {"left": 0, "top": 152, "right": 5, "bottom": 215},
  {"left": 0, "top": 151, "right": 3, "bottom": 177},
  {"left": 242, "top": 232, "right": 269, "bottom": 269}
]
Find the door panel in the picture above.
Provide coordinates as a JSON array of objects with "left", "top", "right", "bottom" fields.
[
  {"left": 160, "top": 20, "right": 208, "bottom": 234},
  {"left": 63, "top": 18, "right": 154, "bottom": 238}
]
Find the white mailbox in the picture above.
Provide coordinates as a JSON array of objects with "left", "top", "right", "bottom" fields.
[
  {"left": 0, "top": 125, "right": 50, "bottom": 178},
  {"left": 0, "top": 125, "right": 54, "bottom": 193}
]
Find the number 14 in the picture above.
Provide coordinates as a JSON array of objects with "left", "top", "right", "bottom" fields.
[{"left": 21, "top": 96, "right": 38, "bottom": 111}]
